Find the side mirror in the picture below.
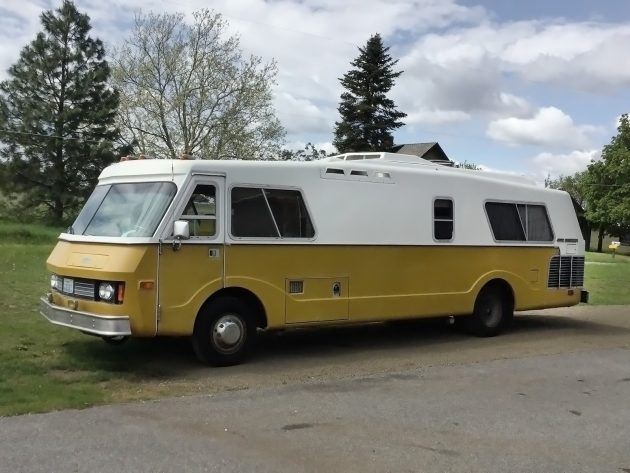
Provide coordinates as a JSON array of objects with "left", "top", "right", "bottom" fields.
[{"left": 172, "top": 220, "right": 190, "bottom": 251}]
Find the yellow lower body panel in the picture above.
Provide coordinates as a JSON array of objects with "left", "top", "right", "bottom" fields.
[
  {"left": 226, "top": 245, "right": 580, "bottom": 329},
  {"left": 44, "top": 241, "right": 581, "bottom": 336}
]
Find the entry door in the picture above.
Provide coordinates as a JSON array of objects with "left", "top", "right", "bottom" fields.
[{"left": 157, "top": 177, "right": 225, "bottom": 335}]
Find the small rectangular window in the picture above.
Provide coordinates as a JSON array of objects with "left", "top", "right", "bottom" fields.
[
  {"left": 434, "top": 199, "right": 453, "bottom": 241},
  {"left": 486, "top": 202, "right": 553, "bottom": 242}
]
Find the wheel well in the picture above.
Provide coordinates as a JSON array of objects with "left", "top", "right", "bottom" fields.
[
  {"left": 200, "top": 287, "right": 268, "bottom": 329},
  {"left": 480, "top": 279, "right": 515, "bottom": 310}
]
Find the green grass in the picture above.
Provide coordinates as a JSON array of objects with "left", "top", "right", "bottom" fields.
[
  {"left": 0, "top": 226, "right": 629, "bottom": 416},
  {"left": 0, "top": 234, "right": 203, "bottom": 417},
  {"left": 584, "top": 251, "right": 630, "bottom": 305},
  {"left": 0, "top": 221, "right": 64, "bottom": 243}
]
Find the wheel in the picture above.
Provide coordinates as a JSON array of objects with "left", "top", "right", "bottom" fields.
[
  {"left": 102, "top": 335, "right": 129, "bottom": 345},
  {"left": 465, "top": 284, "right": 513, "bottom": 337},
  {"left": 191, "top": 296, "right": 255, "bottom": 366}
]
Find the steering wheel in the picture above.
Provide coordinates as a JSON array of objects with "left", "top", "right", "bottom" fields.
[{"left": 121, "top": 224, "right": 147, "bottom": 237}]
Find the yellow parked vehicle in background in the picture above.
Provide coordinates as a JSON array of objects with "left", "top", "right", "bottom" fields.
[{"left": 41, "top": 153, "right": 587, "bottom": 366}]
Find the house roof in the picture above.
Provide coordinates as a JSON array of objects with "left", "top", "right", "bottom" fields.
[{"left": 390, "top": 142, "right": 450, "bottom": 162}]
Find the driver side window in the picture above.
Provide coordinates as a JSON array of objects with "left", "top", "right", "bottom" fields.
[{"left": 180, "top": 184, "right": 216, "bottom": 237}]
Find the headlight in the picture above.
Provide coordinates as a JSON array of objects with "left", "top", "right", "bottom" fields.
[
  {"left": 98, "top": 282, "right": 115, "bottom": 301},
  {"left": 50, "top": 274, "right": 62, "bottom": 291}
]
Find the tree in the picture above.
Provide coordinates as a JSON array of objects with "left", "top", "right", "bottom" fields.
[
  {"left": 454, "top": 161, "right": 481, "bottom": 170},
  {"left": 279, "top": 143, "right": 327, "bottom": 161},
  {"left": 113, "top": 10, "right": 285, "bottom": 160},
  {"left": 547, "top": 171, "right": 592, "bottom": 249},
  {"left": 583, "top": 114, "right": 630, "bottom": 251},
  {"left": 546, "top": 171, "right": 588, "bottom": 208},
  {"left": 0, "top": 1, "right": 122, "bottom": 223},
  {"left": 333, "top": 34, "right": 406, "bottom": 153}
]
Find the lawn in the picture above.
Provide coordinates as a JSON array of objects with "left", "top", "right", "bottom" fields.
[
  {"left": 584, "top": 250, "right": 630, "bottom": 305},
  {"left": 1, "top": 225, "right": 629, "bottom": 416},
  {"left": 0, "top": 223, "right": 204, "bottom": 416}
]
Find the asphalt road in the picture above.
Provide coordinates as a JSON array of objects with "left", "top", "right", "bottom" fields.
[{"left": 2, "top": 305, "right": 630, "bottom": 473}]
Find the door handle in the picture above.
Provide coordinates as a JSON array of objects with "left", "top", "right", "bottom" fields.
[{"left": 208, "top": 248, "right": 220, "bottom": 258}]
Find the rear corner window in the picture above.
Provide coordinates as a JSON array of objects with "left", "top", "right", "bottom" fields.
[{"left": 485, "top": 202, "right": 552, "bottom": 242}]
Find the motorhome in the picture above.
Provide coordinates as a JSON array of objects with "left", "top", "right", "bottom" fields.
[{"left": 40, "top": 152, "right": 587, "bottom": 365}]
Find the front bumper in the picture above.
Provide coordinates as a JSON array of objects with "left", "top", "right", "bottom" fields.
[{"left": 39, "top": 297, "right": 132, "bottom": 337}]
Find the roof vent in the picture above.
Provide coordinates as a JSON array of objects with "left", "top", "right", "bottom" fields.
[
  {"left": 350, "top": 170, "right": 369, "bottom": 176},
  {"left": 326, "top": 168, "right": 345, "bottom": 175}
]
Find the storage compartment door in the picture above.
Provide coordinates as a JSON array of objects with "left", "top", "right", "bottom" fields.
[{"left": 285, "top": 277, "right": 349, "bottom": 324}]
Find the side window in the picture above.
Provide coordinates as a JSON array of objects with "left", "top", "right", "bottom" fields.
[
  {"left": 231, "top": 187, "right": 314, "bottom": 239},
  {"left": 180, "top": 184, "right": 216, "bottom": 237},
  {"left": 264, "top": 189, "right": 315, "bottom": 238},
  {"left": 485, "top": 202, "right": 525, "bottom": 241},
  {"left": 434, "top": 198, "right": 453, "bottom": 241},
  {"left": 486, "top": 202, "right": 553, "bottom": 242}
]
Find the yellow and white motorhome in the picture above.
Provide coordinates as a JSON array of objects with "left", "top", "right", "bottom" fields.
[{"left": 40, "top": 152, "right": 587, "bottom": 365}]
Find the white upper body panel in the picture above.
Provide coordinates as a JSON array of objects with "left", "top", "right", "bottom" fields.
[{"left": 59, "top": 154, "right": 584, "bottom": 254}]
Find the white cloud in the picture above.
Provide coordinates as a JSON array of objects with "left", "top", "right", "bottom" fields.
[
  {"left": 486, "top": 107, "right": 601, "bottom": 148},
  {"left": 285, "top": 140, "right": 336, "bottom": 155},
  {"left": 405, "top": 109, "right": 471, "bottom": 125},
  {"left": 0, "top": 0, "right": 628, "bottom": 158},
  {"left": 532, "top": 149, "right": 601, "bottom": 179}
]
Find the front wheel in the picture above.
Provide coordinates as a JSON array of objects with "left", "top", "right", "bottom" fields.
[
  {"left": 102, "top": 335, "right": 129, "bottom": 345},
  {"left": 191, "top": 297, "right": 255, "bottom": 366},
  {"left": 465, "top": 284, "right": 513, "bottom": 337}
]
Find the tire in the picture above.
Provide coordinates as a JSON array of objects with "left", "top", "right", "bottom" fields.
[
  {"left": 465, "top": 284, "right": 513, "bottom": 337},
  {"left": 101, "top": 335, "right": 129, "bottom": 346},
  {"left": 191, "top": 296, "right": 256, "bottom": 366}
]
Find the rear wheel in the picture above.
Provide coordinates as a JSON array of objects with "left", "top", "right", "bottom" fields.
[
  {"left": 192, "top": 296, "right": 255, "bottom": 366},
  {"left": 465, "top": 284, "right": 513, "bottom": 337}
]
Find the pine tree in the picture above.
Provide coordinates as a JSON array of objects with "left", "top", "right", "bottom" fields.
[
  {"left": 333, "top": 34, "right": 406, "bottom": 153},
  {"left": 0, "top": 1, "right": 123, "bottom": 224}
]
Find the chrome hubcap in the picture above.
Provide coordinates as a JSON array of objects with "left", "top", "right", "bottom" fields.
[{"left": 212, "top": 315, "right": 245, "bottom": 354}]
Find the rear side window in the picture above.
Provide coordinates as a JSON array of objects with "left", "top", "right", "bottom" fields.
[
  {"left": 434, "top": 199, "right": 453, "bottom": 241},
  {"left": 486, "top": 202, "right": 553, "bottom": 242},
  {"left": 231, "top": 187, "right": 314, "bottom": 239}
]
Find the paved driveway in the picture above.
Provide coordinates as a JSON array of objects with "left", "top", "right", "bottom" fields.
[{"left": 1, "top": 306, "right": 630, "bottom": 473}]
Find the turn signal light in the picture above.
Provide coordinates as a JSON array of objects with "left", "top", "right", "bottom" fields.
[{"left": 116, "top": 283, "right": 125, "bottom": 304}]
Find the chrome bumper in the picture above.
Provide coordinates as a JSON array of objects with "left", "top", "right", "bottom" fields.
[{"left": 39, "top": 297, "right": 132, "bottom": 337}]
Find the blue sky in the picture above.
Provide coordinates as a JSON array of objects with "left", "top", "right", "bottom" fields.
[{"left": 1, "top": 0, "right": 629, "bottom": 181}]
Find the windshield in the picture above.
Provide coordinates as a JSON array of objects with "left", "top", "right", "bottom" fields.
[{"left": 71, "top": 182, "right": 177, "bottom": 237}]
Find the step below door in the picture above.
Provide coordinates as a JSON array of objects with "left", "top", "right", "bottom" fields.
[{"left": 285, "top": 277, "right": 349, "bottom": 324}]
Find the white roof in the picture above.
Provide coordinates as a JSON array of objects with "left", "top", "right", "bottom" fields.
[
  {"left": 88, "top": 153, "right": 582, "bottom": 250},
  {"left": 99, "top": 153, "right": 537, "bottom": 188}
]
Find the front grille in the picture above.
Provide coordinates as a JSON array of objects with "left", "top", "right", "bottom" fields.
[
  {"left": 73, "top": 281, "right": 96, "bottom": 299},
  {"left": 548, "top": 256, "right": 584, "bottom": 288}
]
